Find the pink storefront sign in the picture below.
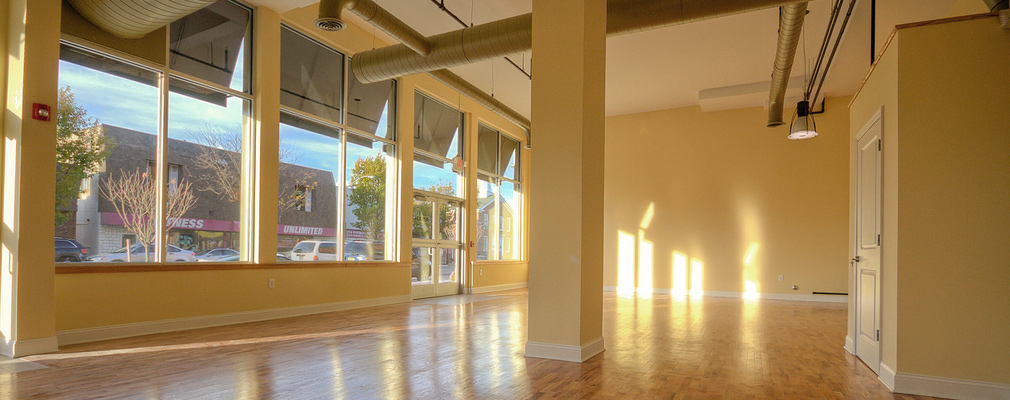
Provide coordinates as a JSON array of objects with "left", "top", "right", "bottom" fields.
[
  {"left": 277, "top": 224, "right": 336, "bottom": 237},
  {"left": 101, "top": 212, "right": 240, "bottom": 232},
  {"left": 103, "top": 213, "right": 337, "bottom": 237}
]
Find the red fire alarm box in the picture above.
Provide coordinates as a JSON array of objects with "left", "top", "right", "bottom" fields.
[{"left": 32, "top": 103, "right": 51, "bottom": 122}]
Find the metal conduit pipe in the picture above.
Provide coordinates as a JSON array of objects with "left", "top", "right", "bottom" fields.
[
  {"left": 766, "top": 3, "right": 808, "bottom": 127},
  {"left": 315, "top": 0, "right": 431, "bottom": 56},
  {"left": 353, "top": 14, "right": 532, "bottom": 84},
  {"left": 66, "top": 0, "right": 216, "bottom": 39},
  {"left": 427, "top": 69, "right": 531, "bottom": 131},
  {"left": 350, "top": 0, "right": 800, "bottom": 83}
]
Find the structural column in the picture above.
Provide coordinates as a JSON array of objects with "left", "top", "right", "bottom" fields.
[
  {"left": 2, "top": 0, "right": 62, "bottom": 357},
  {"left": 250, "top": 7, "right": 280, "bottom": 263},
  {"left": 526, "top": 0, "right": 606, "bottom": 362}
]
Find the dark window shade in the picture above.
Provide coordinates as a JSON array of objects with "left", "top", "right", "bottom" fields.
[
  {"left": 477, "top": 124, "right": 498, "bottom": 174},
  {"left": 280, "top": 26, "right": 344, "bottom": 123},
  {"left": 169, "top": 0, "right": 251, "bottom": 93},
  {"left": 348, "top": 67, "right": 395, "bottom": 139},
  {"left": 413, "top": 93, "right": 461, "bottom": 160}
]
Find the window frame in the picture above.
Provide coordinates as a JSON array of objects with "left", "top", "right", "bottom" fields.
[
  {"left": 475, "top": 122, "right": 523, "bottom": 261},
  {"left": 413, "top": 91, "right": 466, "bottom": 201},
  {"left": 58, "top": 0, "right": 256, "bottom": 265},
  {"left": 276, "top": 24, "right": 399, "bottom": 263}
]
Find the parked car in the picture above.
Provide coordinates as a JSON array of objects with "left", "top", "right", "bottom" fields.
[
  {"left": 344, "top": 241, "right": 384, "bottom": 261},
  {"left": 55, "top": 238, "right": 88, "bottom": 262},
  {"left": 89, "top": 244, "right": 196, "bottom": 262},
  {"left": 289, "top": 240, "right": 337, "bottom": 261},
  {"left": 195, "top": 248, "right": 239, "bottom": 261}
]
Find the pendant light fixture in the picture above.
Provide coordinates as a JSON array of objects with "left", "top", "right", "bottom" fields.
[{"left": 788, "top": 100, "right": 818, "bottom": 139}]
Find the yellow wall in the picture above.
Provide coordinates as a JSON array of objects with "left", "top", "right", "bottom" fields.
[
  {"left": 848, "top": 37, "right": 900, "bottom": 371},
  {"left": 56, "top": 265, "right": 407, "bottom": 330},
  {"left": 49, "top": 2, "right": 529, "bottom": 334},
  {"left": 895, "top": 17, "right": 1010, "bottom": 384},
  {"left": 474, "top": 261, "right": 528, "bottom": 288},
  {"left": 604, "top": 97, "right": 850, "bottom": 297}
]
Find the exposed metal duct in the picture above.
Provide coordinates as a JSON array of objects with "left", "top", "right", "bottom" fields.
[
  {"left": 427, "top": 69, "right": 531, "bottom": 130},
  {"left": 352, "top": 14, "right": 532, "bottom": 84},
  {"left": 315, "top": 0, "right": 431, "bottom": 56},
  {"left": 66, "top": 0, "right": 216, "bottom": 39},
  {"left": 607, "top": 0, "right": 799, "bottom": 36},
  {"left": 350, "top": 0, "right": 800, "bottom": 83},
  {"left": 984, "top": 0, "right": 1009, "bottom": 12},
  {"left": 766, "top": 3, "right": 808, "bottom": 127}
]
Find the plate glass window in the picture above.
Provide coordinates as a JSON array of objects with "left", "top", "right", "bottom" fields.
[
  {"left": 476, "top": 124, "right": 522, "bottom": 261},
  {"left": 56, "top": 44, "right": 160, "bottom": 263},
  {"left": 278, "top": 114, "right": 341, "bottom": 260},
  {"left": 413, "top": 93, "right": 464, "bottom": 197}
]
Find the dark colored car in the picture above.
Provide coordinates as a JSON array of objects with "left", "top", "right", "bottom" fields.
[{"left": 55, "top": 238, "right": 88, "bottom": 262}]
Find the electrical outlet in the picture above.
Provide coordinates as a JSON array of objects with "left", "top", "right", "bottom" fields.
[
  {"left": 479, "top": 269, "right": 483, "bottom": 276},
  {"left": 268, "top": 278, "right": 275, "bottom": 289},
  {"left": 778, "top": 274, "right": 784, "bottom": 281}
]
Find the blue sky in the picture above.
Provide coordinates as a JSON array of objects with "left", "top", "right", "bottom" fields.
[
  {"left": 59, "top": 53, "right": 470, "bottom": 196},
  {"left": 59, "top": 58, "right": 393, "bottom": 187}
]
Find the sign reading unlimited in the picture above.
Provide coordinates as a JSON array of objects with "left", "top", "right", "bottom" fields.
[{"left": 101, "top": 212, "right": 335, "bottom": 236}]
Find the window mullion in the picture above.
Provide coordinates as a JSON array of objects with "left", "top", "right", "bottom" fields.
[{"left": 155, "top": 69, "right": 170, "bottom": 262}]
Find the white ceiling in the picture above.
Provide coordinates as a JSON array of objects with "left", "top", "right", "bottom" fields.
[{"left": 248, "top": 0, "right": 977, "bottom": 119}]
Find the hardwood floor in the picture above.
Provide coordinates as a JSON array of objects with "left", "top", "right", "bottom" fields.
[{"left": 7, "top": 290, "right": 945, "bottom": 399}]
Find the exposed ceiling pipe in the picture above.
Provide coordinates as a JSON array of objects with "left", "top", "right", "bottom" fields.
[
  {"left": 427, "top": 69, "right": 531, "bottom": 130},
  {"left": 315, "top": 0, "right": 431, "bottom": 56},
  {"left": 766, "top": 3, "right": 808, "bottom": 127},
  {"left": 66, "top": 0, "right": 216, "bottom": 39},
  {"left": 984, "top": 0, "right": 1009, "bottom": 12},
  {"left": 348, "top": 0, "right": 802, "bottom": 84},
  {"left": 314, "top": 1, "right": 532, "bottom": 133}
]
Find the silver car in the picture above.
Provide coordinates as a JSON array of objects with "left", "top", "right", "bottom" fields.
[
  {"left": 195, "top": 248, "right": 239, "bottom": 262},
  {"left": 90, "top": 244, "right": 196, "bottom": 262}
]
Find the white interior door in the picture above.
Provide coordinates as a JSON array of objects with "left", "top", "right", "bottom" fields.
[
  {"left": 854, "top": 113, "right": 883, "bottom": 374},
  {"left": 411, "top": 193, "right": 463, "bottom": 299}
]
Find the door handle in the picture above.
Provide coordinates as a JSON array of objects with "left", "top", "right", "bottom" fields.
[{"left": 852, "top": 256, "right": 862, "bottom": 262}]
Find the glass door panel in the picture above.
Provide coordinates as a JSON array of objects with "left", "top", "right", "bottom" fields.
[
  {"left": 439, "top": 248, "right": 458, "bottom": 284},
  {"left": 411, "top": 246, "right": 434, "bottom": 285},
  {"left": 439, "top": 200, "right": 459, "bottom": 241},
  {"left": 411, "top": 192, "right": 463, "bottom": 299},
  {"left": 412, "top": 199, "right": 434, "bottom": 240}
]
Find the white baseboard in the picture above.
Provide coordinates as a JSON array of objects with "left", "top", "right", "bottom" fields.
[
  {"left": 471, "top": 282, "right": 528, "bottom": 294},
  {"left": 844, "top": 335, "right": 855, "bottom": 355},
  {"left": 879, "top": 361, "right": 897, "bottom": 391},
  {"left": 57, "top": 294, "right": 412, "bottom": 346},
  {"left": 581, "top": 336, "right": 605, "bottom": 361},
  {"left": 0, "top": 336, "right": 59, "bottom": 358},
  {"left": 893, "top": 372, "right": 1010, "bottom": 400},
  {"left": 602, "top": 286, "right": 848, "bottom": 303},
  {"left": 525, "top": 336, "right": 605, "bottom": 363}
]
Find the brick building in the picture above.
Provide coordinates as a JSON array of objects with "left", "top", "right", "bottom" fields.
[{"left": 76, "top": 125, "right": 337, "bottom": 255}]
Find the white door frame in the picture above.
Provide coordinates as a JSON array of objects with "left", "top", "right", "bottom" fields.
[
  {"left": 411, "top": 190, "right": 465, "bottom": 299},
  {"left": 853, "top": 106, "right": 884, "bottom": 374}
]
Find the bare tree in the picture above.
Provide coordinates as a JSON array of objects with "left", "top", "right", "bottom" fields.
[
  {"left": 101, "top": 168, "right": 197, "bottom": 261},
  {"left": 187, "top": 125, "right": 315, "bottom": 211}
]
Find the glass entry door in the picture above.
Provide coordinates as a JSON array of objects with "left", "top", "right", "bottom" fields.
[{"left": 411, "top": 192, "right": 463, "bottom": 298}]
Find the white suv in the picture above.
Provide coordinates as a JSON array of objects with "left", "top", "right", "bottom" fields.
[{"left": 289, "top": 240, "right": 337, "bottom": 261}]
